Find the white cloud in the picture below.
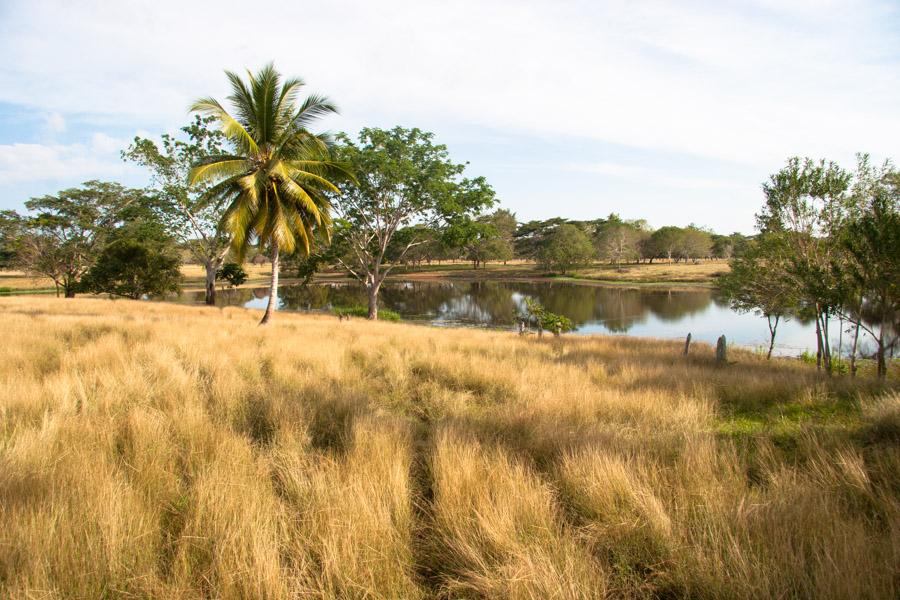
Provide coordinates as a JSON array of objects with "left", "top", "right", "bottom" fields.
[
  {"left": 0, "top": 135, "right": 136, "bottom": 185},
  {"left": 0, "top": 0, "right": 896, "bottom": 167},
  {"left": 0, "top": 0, "right": 896, "bottom": 230},
  {"left": 43, "top": 112, "right": 66, "bottom": 134}
]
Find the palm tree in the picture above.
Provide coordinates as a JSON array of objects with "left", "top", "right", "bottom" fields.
[{"left": 189, "top": 63, "right": 349, "bottom": 324}]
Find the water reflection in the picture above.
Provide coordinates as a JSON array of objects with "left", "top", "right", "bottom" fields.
[{"left": 171, "top": 280, "right": 880, "bottom": 356}]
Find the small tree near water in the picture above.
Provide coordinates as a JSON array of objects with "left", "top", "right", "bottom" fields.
[
  {"left": 718, "top": 234, "right": 796, "bottom": 359},
  {"left": 523, "top": 298, "right": 574, "bottom": 337}
]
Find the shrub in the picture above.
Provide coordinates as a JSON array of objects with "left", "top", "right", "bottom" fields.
[
  {"left": 216, "top": 263, "right": 248, "bottom": 288},
  {"left": 80, "top": 240, "right": 181, "bottom": 299},
  {"left": 523, "top": 298, "right": 573, "bottom": 336}
]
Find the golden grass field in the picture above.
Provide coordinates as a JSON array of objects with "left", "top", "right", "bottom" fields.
[
  {"left": 0, "top": 270, "right": 56, "bottom": 291},
  {"left": 0, "top": 297, "right": 897, "bottom": 599}
]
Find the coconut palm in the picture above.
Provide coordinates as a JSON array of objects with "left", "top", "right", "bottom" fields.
[{"left": 189, "top": 63, "right": 349, "bottom": 324}]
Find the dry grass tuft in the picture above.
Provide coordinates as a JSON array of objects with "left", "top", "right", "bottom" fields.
[{"left": 0, "top": 296, "right": 896, "bottom": 599}]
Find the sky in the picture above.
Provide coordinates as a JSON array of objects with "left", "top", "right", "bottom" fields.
[{"left": 0, "top": 0, "right": 897, "bottom": 234}]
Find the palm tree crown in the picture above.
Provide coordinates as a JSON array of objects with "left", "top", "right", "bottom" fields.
[{"left": 189, "top": 63, "right": 349, "bottom": 323}]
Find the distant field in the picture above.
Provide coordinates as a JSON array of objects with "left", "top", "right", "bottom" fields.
[
  {"left": 1, "top": 260, "right": 729, "bottom": 297},
  {"left": 385, "top": 259, "right": 730, "bottom": 286},
  {"left": 0, "top": 270, "right": 55, "bottom": 292},
  {"left": 0, "top": 297, "right": 896, "bottom": 598},
  {"left": 569, "top": 260, "right": 729, "bottom": 284}
]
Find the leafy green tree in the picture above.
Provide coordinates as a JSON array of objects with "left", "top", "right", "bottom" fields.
[
  {"left": 216, "top": 263, "right": 248, "bottom": 288},
  {"left": 719, "top": 234, "right": 797, "bottom": 358},
  {"left": 81, "top": 239, "right": 181, "bottom": 299},
  {"left": 189, "top": 63, "right": 348, "bottom": 325},
  {"left": 0, "top": 210, "right": 23, "bottom": 269},
  {"left": 594, "top": 214, "right": 644, "bottom": 266},
  {"left": 123, "top": 116, "right": 230, "bottom": 305},
  {"left": 444, "top": 211, "right": 514, "bottom": 269},
  {"left": 834, "top": 157, "right": 899, "bottom": 379},
  {"left": 537, "top": 223, "right": 594, "bottom": 274},
  {"left": 514, "top": 217, "right": 601, "bottom": 260},
  {"left": 18, "top": 181, "right": 142, "bottom": 297},
  {"left": 385, "top": 224, "right": 441, "bottom": 266},
  {"left": 711, "top": 232, "right": 748, "bottom": 259},
  {"left": 757, "top": 157, "right": 852, "bottom": 372},
  {"left": 644, "top": 226, "right": 683, "bottom": 262},
  {"left": 333, "top": 127, "right": 495, "bottom": 319},
  {"left": 676, "top": 225, "right": 714, "bottom": 261}
]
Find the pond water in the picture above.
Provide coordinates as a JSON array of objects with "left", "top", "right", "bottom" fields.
[{"left": 173, "top": 280, "right": 882, "bottom": 357}]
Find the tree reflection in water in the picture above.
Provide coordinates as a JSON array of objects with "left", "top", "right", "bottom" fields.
[
  {"left": 171, "top": 280, "right": 886, "bottom": 357},
  {"left": 178, "top": 280, "right": 718, "bottom": 333}
]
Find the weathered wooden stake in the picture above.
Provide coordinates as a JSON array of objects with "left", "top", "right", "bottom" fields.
[
  {"left": 683, "top": 333, "right": 692, "bottom": 356},
  {"left": 715, "top": 335, "right": 727, "bottom": 365}
]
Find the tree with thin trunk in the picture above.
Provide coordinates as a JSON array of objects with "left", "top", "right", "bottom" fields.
[
  {"left": 189, "top": 64, "right": 348, "bottom": 325},
  {"left": 834, "top": 157, "right": 899, "bottom": 380},
  {"left": 333, "top": 127, "right": 495, "bottom": 320},
  {"left": 718, "top": 233, "right": 797, "bottom": 359},
  {"left": 757, "top": 157, "right": 852, "bottom": 373},
  {"left": 123, "top": 116, "right": 231, "bottom": 305}
]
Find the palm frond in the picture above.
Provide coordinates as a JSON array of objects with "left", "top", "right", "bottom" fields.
[
  {"left": 287, "top": 93, "right": 338, "bottom": 131},
  {"left": 188, "top": 158, "right": 250, "bottom": 186},
  {"left": 190, "top": 98, "right": 259, "bottom": 155}
]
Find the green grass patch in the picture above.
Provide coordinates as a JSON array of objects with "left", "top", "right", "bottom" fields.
[
  {"left": 716, "top": 396, "right": 863, "bottom": 446},
  {"left": 333, "top": 305, "right": 402, "bottom": 321}
]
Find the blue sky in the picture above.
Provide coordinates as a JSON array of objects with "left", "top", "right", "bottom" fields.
[{"left": 1, "top": 0, "right": 897, "bottom": 233}]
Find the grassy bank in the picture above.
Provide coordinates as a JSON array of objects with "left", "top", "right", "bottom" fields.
[
  {"left": 378, "top": 259, "right": 729, "bottom": 287},
  {"left": 0, "top": 297, "right": 897, "bottom": 598}
]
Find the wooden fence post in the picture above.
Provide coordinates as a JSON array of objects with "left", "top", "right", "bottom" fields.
[
  {"left": 716, "top": 335, "right": 727, "bottom": 365},
  {"left": 683, "top": 333, "right": 692, "bottom": 356}
]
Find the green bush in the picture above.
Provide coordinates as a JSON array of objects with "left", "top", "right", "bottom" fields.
[
  {"left": 216, "top": 262, "right": 248, "bottom": 287},
  {"left": 81, "top": 240, "right": 181, "bottom": 299}
]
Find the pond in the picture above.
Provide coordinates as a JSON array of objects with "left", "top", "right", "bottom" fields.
[{"left": 173, "top": 279, "right": 882, "bottom": 357}]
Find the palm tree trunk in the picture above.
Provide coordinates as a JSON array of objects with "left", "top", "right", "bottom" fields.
[{"left": 259, "top": 247, "right": 280, "bottom": 325}]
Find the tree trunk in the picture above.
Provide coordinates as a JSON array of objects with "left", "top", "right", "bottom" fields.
[
  {"left": 814, "top": 307, "right": 823, "bottom": 371},
  {"left": 64, "top": 286, "right": 76, "bottom": 298},
  {"left": 766, "top": 314, "right": 780, "bottom": 360},
  {"left": 849, "top": 321, "right": 860, "bottom": 378},
  {"left": 259, "top": 246, "right": 280, "bottom": 326},
  {"left": 204, "top": 260, "right": 219, "bottom": 306},
  {"left": 877, "top": 309, "right": 888, "bottom": 380},
  {"left": 822, "top": 309, "right": 832, "bottom": 374},
  {"left": 367, "top": 282, "right": 379, "bottom": 320}
]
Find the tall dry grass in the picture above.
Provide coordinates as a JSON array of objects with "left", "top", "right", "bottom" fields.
[{"left": 0, "top": 296, "right": 897, "bottom": 599}]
